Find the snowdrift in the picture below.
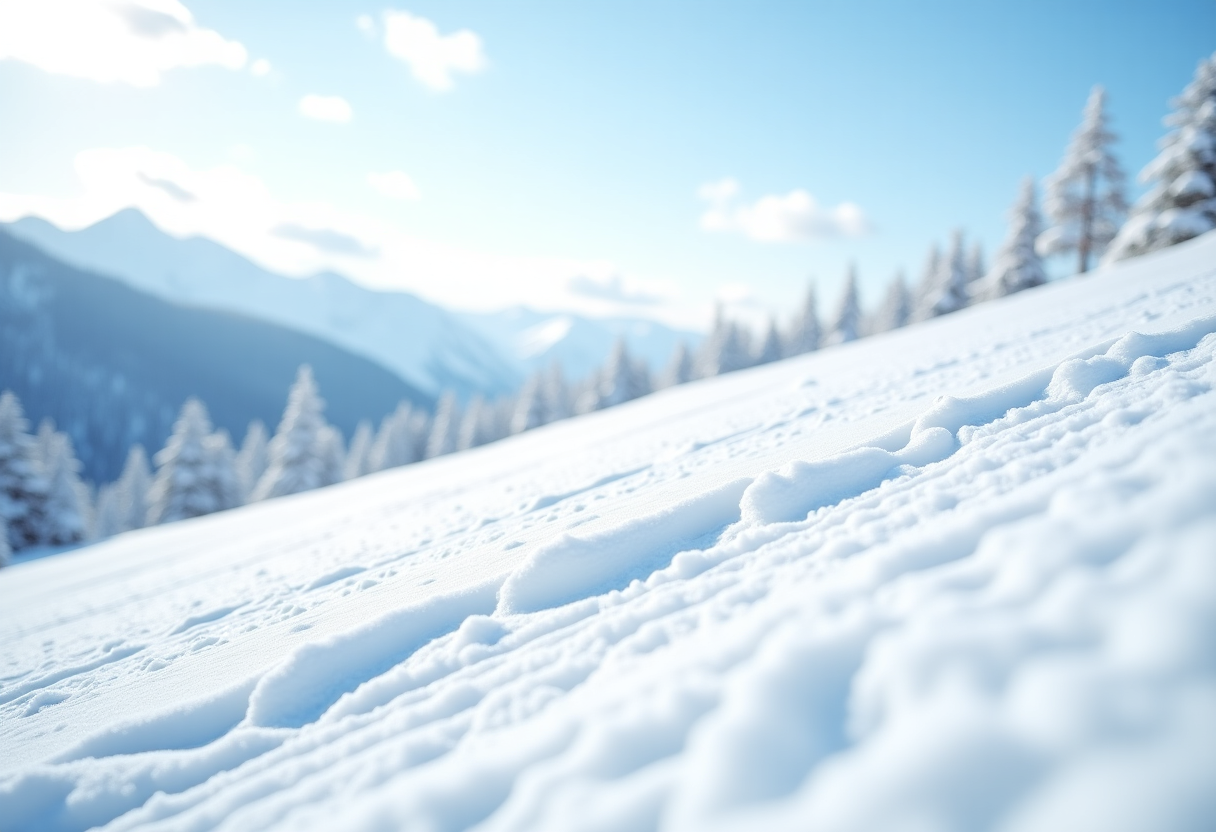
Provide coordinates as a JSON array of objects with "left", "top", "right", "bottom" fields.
[{"left": 2, "top": 234, "right": 1216, "bottom": 831}]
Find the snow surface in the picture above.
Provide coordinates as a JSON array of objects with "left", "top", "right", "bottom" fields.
[{"left": 3, "top": 234, "right": 1216, "bottom": 832}]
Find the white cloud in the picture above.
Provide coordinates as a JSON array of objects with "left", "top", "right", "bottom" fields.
[
  {"left": 356, "top": 14, "right": 376, "bottom": 38},
  {"left": 382, "top": 10, "right": 485, "bottom": 92},
  {"left": 0, "top": 0, "right": 246, "bottom": 87},
  {"left": 0, "top": 146, "right": 691, "bottom": 325},
  {"left": 299, "top": 94, "right": 353, "bottom": 124},
  {"left": 367, "top": 171, "right": 421, "bottom": 201},
  {"left": 698, "top": 178, "right": 869, "bottom": 243},
  {"left": 250, "top": 58, "right": 271, "bottom": 77}
]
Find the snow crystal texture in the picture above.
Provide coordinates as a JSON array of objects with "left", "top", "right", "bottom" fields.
[{"left": 2, "top": 235, "right": 1216, "bottom": 832}]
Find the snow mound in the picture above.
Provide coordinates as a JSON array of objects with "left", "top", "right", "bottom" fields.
[{"left": 2, "top": 234, "right": 1216, "bottom": 831}]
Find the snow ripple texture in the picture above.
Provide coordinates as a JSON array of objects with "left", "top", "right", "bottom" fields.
[{"left": 2, "top": 235, "right": 1216, "bottom": 832}]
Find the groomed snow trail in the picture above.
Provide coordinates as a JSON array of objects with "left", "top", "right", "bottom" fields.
[{"left": 2, "top": 236, "right": 1216, "bottom": 832}]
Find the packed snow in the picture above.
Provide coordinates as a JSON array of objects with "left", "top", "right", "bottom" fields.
[{"left": 2, "top": 235, "right": 1216, "bottom": 832}]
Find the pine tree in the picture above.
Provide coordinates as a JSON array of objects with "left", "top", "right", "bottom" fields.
[
  {"left": 0, "top": 516, "right": 10, "bottom": 566},
  {"left": 659, "top": 341, "right": 696, "bottom": 388},
  {"left": 343, "top": 420, "right": 374, "bottom": 480},
  {"left": 918, "top": 231, "right": 969, "bottom": 318},
  {"left": 0, "top": 391, "right": 48, "bottom": 551},
  {"left": 203, "top": 430, "right": 243, "bottom": 512},
  {"left": 368, "top": 403, "right": 424, "bottom": 472},
  {"left": 869, "top": 271, "right": 911, "bottom": 334},
  {"left": 146, "top": 399, "right": 217, "bottom": 524},
  {"left": 1108, "top": 52, "right": 1216, "bottom": 261},
  {"left": 113, "top": 445, "right": 150, "bottom": 530},
  {"left": 1040, "top": 85, "right": 1127, "bottom": 273},
  {"left": 235, "top": 421, "right": 268, "bottom": 500},
  {"left": 511, "top": 373, "right": 548, "bottom": 432},
  {"left": 825, "top": 265, "right": 862, "bottom": 345},
  {"left": 966, "top": 242, "right": 986, "bottom": 287},
  {"left": 979, "top": 176, "right": 1047, "bottom": 299},
  {"left": 39, "top": 428, "right": 87, "bottom": 545},
  {"left": 542, "top": 364, "right": 572, "bottom": 423},
  {"left": 425, "top": 392, "right": 459, "bottom": 459},
  {"left": 754, "top": 318, "right": 784, "bottom": 365},
  {"left": 457, "top": 397, "right": 486, "bottom": 450},
  {"left": 786, "top": 284, "right": 822, "bottom": 355},
  {"left": 314, "top": 425, "right": 346, "bottom": 487},
  {"left": 696, "top": 308, "right": 752, "bottom": 377},
  {"left": 911, "top": 245, "right": 942, "bottom": 322},
  {"left": 252, "top": 366, "right": 335, "bottom": 501},
  {"left": 94, "top": 483, "right": 123, "bottom": 539},
  {"left": 591, "top": 339, "right": 652, "bottom": 409}
]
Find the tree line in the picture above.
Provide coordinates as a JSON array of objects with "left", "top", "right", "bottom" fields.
[{"left": 1, "top": 52, "right": 1213, "bottom": 564}]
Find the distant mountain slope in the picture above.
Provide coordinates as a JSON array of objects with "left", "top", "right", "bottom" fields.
[
  {"left": 0, "top": 230, "right": 430, "bottom": 482},
  {"left": 4, "top": 210, "right": 520, "bottom": 400},
  {"left": 459, "top": 307, "right": 699, "bottom": 381}
]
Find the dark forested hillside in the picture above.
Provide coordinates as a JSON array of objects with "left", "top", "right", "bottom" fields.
[{"left": 0, "top": 230, "right": 431, "bottom": 481}]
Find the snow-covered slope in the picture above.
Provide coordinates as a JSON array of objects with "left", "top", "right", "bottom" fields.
[
  {"left": 2, "top": 235, "right": 1216, "bottom": 832},
  {"left": 3, "top": 210, "right": 520, "bottom": 399},
  {"left": 459, "top": 307, "right": 699, "bottom": 381}
]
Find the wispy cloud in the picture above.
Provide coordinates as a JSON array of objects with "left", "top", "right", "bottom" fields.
[
  {"left": 381, "top": 10, "right": 486, "bottom": 92},
  {"left": 273, "top": 223, "right": 378, "bottom": 258},
  {"left": 138, "top": 172, "right": 195, "bottom": 202},
  {"left": 0, "top": 0, "right": 246, "bottom": 87},
  {"left": 698, "top": 178, "right": 869, "bottom": 243},
  {"left": 299, "top": 94, "right": 352, "bottom": 124},
  {"left": 568, "top": 274, "right": 660, "bottom": 305},
  {"left": 367, "top": 171, "right": 421, "bottom": 201},
  {"left": 0, "top": 146, "right": 698, "bottom": 324}
]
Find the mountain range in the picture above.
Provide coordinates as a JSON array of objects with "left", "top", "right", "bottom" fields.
[
  {"left": 0, "top": 229, "right": 427, "bottom": 482},
  {"left": 3, "top": 210, "right": 698, "bottom": 395}
]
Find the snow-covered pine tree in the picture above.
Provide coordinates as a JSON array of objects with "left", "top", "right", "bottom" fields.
[
  {"left": 869, "top": 271, "right": 911, "bottom": 334},
  {"left": 93, "top": 483, "right": 123, "bottom": 539},
  {"left": 592, "top": 339, "right": 652, "bottom": 409},
  {"left": 966, "top": 242, "right": 986, "bottom": 288},
  {"left": 0, "top": 391, "right": 48, "bottom": 551},
  {"left": 343, "top": 420, "right": 373, "bottom": 480},
  {"left": 368, "top": 403, "right": 424, "bottom": 472},
  {"left": 425, "top": 392, "right": 460, "bottom": 459},
  {"left": 457, "top": 397, "right": 487, "bottom": 450},
  {"left": 1040, "top": 85, "right": 1127, "bottom": 273},
  {"left": 235, "top": 421, "right": 268, "bottom": 500},
  {"left": 314, "top": 425, "right": 346, "bottom": 487},
  {"left": 203, "top": 430, "right": 243, "bottom": 512},
  {"left": 825, "top": 265, "right": 862, "bottom": 345},
  {"left": 511, "top": 373, "right": 548, "bottom": 432},
  {"left": 659, "top": 341, "right": 696, "bottom": 388},
  {"left": 1107, "top": 51, "right": 1216, "bottom": 261},
  {"left": 251, "top": 366, "right": 336, "bottom": 501},
  {"left": 919, "top": 230, "right": 970, "bottom": 318},
  {"left": 785, "top": 284, "right": 822, "bottom": 355},
  {"left": 980, "top": 176, "right": 1047, "bottom": 299},
  {"left": 754, "top": 318, "right": 784, "bottom": 365},
  {"left": 542, "top": 364, "right": 572, "bottom": 423},
  {"left": 39, "top": 427, "right": 87, "bottom": 545},
  {"left": 696, "top": 308, "right": 753, "bottom": 377},
  {"left": 910, "top": 244, "right": 942, "bottom": 322},
  {"left": 109, "top": 444, "right": 152, "bottom": 534},
  {"left": 0, "top": 516, "right": 10, "bottom": 566},
  {"left": 147, "top": 400, "right": 243, "bottom": 524}
]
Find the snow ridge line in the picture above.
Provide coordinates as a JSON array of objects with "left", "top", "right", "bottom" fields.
[
  {"left": 245, "top": 581, "right": 502, "bottom": 729},
  {"left": 741, "top": 314, "right": 1216, "bottom": 527}
]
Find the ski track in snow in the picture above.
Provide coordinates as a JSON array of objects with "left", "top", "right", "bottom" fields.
[{"left": 2, "top": 237, "right": 1216, "bottom": 831}]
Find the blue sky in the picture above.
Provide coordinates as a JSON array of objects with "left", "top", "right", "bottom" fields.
[{"left": 0, "top": 1, "right": 1212, "bottom": 329}]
